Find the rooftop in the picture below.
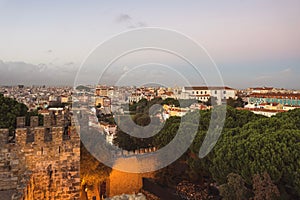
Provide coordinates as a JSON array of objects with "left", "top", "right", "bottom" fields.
[{"left": 184, "top": 86, "right": 234, "bottom": 90}]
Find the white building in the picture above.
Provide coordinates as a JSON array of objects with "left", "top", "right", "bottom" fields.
[
  {"left": 99, "top": 122, "right": 117, "bottom": 145},
  {"left": 182, "top": 86, "right": 237, "bottom": 105}
]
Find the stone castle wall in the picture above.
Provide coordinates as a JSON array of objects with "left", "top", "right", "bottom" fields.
[
  {"left": 0, "top": 129, "right": 20, "bottom": 191},
  {"left": 0, "top": 113, "right": 80, "bottom": 200},
  {"left": 108, "top": 169, "right": 155, "bottom": 197}
]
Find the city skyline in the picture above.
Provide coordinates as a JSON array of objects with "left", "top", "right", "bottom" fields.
[{"left": 0, "top": 0, "right": 299, "bottom": 88}]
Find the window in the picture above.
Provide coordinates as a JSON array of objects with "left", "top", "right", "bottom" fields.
[
  {"left": 201, "top": 91, "right": 203, "bottom": 94},
  {"left": 215, "top": 90, "right": 217, "bottom": 94},
  {"left": 196, "top": 91, "right": 199, "bottom": 94},
  {"left": 205, "top": 91, "right": 207, "bottom": 94},
  {"left": 223, "top": 91, "right": 226, "bottom": 94}
]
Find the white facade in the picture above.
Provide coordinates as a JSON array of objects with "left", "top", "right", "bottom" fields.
[
  {"left": 128, "top": 94, "right": 144, "bottom": 103},
  {"left": 99, "top": 122, "right": 117, "bottom": 145},
  {"left": 182, "top": 86, "right": 237, "bottom": 105},
  {"left": 251, "top": 110, "right": 278, "bottom": 117}
]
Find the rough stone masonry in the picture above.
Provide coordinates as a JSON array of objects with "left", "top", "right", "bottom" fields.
[{"left": 0, "top": 112, "right": 80, "bottom": 200}]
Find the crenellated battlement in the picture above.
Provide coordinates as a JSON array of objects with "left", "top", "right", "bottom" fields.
[
  {"left": 15, "top": 127, "right": 64, "bottom": 145},
  {"left": 13, "top": 110, "right": 78, "bottom": 145},
  {"left": 17, "top": 110, "right": 67, "bottom": 128},
  {"left": 0, "top": 113, "right": 80, "bottom": 199}
]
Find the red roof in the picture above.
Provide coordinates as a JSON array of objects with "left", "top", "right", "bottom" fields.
[
  {"left": 238, "top": 107, "right": 286, "bottom": 113},
  {"left": 192, "top": 94, "right": 210, "bottom": 97},
  {"left": 164, "top": 91, "right": 174, "bottom": 96},
  {"left": 184, "top": 86, "right": 234, "bottom": 90},
  {"left": 259, "top": 102, "right": 280, "bottom": 106},
  {"left": 250, "top": 93, "right": 300, "bottom": 99}
]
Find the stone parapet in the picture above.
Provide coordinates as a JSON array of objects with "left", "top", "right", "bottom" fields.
[{"left": 0, "top": 115, "right": 80, "bottom": 200}]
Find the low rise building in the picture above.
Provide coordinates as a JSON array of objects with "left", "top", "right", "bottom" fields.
[
  {"left": 99, "top": 121, "right": 117, "bottom": 145},
  {"left": 243, "top": 102, "right": 299, "bottom": 117},
  {"left": 182, "top": 86, "right": 237, "bottom": 105},
  {"left": 248, "top": 93, "right": 300, "bottom": 106}
]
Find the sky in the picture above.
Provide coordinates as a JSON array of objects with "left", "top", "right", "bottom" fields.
[{"left": 0, "top": 0, "right": 299, "bottom": 89}]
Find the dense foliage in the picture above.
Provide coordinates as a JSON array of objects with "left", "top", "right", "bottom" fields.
[
  {"left": 0, "top": 93, "right": 41, "bottom": 134},
  {"left": 128, "top": 97, "right": 198, "bottom": 114},
  {"left": 114, "top": 97, "right": 300, "bottom": 198},
  {"left": 190, "top": 108, "right": 300, "bottom": 199},
  {"left": 219, "top": 173, "right": 251, "bottom": 200},
  {"left": 0, "top": 94, "right": 26, "bottom": 131},
  {"left": 114, "top": 98, "right": 199, "bottom": 150},
  {"left": 226, "top": 97, "right": 246, "bottom": 108}
]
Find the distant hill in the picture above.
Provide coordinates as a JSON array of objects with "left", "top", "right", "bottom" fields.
[{"left": 76, "top": 85, "right": 91, "bottom": 91}]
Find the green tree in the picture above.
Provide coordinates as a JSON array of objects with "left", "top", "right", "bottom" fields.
[
  {"left": 113, "top": 101, "right": 300, "bottom": 198},
  {"left": 219, "top": 173, "right": 251, "bottom": 200},
  {"left": 227, "top": 97, "right": 245, "bottom": 108},
  {"left": 208, "top": 109, "right": 300, "bottom": 198},
  {"left": 0, "top": 94, "right": 31, "bottom": 133},
  {"left": 183, "top": 107, "right": 300, "bottom": 198}
]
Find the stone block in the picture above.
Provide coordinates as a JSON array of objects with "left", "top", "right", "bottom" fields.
[
  {"left": 43, "top": 115, "right": 51, "bottom": 127},
  {"left": 30, "top": 116, "right": 39, "bottom": 127},
  {"left": 17, "top": 117, "right": 25, "bottom": 128}
]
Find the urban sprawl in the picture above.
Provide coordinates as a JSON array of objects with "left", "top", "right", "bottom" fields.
[{"left": 1, "top": 85, "right": 300, "bottom": 145}]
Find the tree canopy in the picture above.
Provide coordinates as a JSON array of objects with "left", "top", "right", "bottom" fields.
[
  {"left": 0, "top": 94, "right": 28, "bottom": 133},
  {"left": 0, "top": 94, "right": 44, "bottom": 134},
  {"left": 114, "top": 97, "right": 300, "bottom": 198},
  {"left": 190, "top": 108, "right": 300, "bottom": 198}
]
